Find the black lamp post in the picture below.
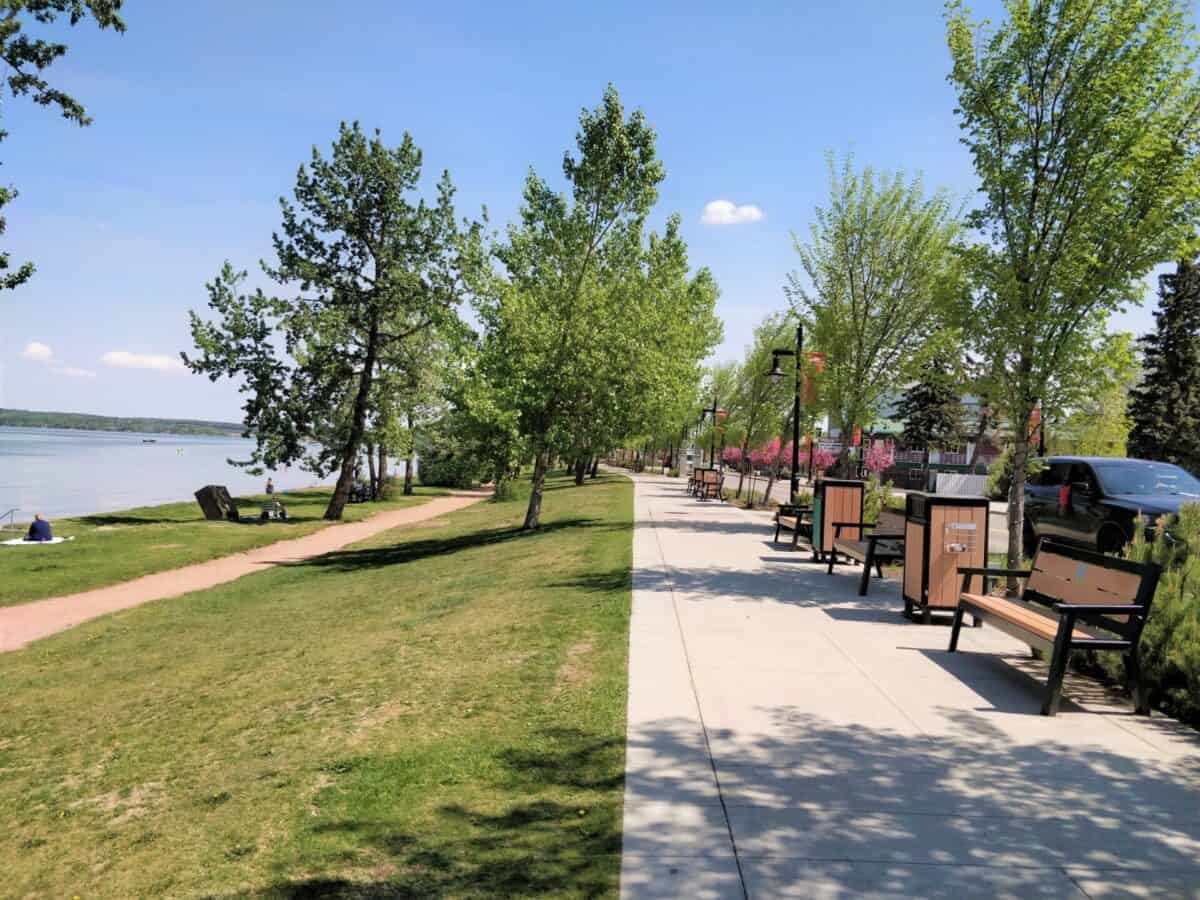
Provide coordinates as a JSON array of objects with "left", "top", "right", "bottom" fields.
[
  {"left": 766, "top": 324, "right": 804, "bottom": 501},
  {"left": 700, "top": 395, "right": 719, "bottom": 467}
]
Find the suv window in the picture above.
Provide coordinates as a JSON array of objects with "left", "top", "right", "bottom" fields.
[
  {"left": 1068, "top": 463, "right": 1098, "bottom": 493},
  {"left": 1034, "top": 462, "right": 1070, "bottom": 487}
]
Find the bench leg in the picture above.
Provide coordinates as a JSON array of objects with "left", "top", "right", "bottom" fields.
[
  {"left": 904, "top": 595, "right": 913, "bottom": 619},
  {"left": 774, "top": 522, "right": 781, "bottom": 543},
  {"left": 858, "top": 541, "right": 876, "bottom": 596},
  {"left": 827, "top": 549, "right": 837, "bottom": 575},
  {"left": 858, "top": 559, "right": 872, "bottom": 596},
  {"left": 1126, "top": 648, "right": 1150, "bottom": 715},
  {"left": 1041, "top": 615, "right": 1075, "bottom": 716},
  {"left": 973, "top": 615, "right": 982, "bottom": 628},
  {"left": 948, "top": 606, "right": 965, "bottom": 651}
]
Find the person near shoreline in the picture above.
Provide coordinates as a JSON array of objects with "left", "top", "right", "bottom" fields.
[
  {"left": 265, "top": 477, "right": 275, "bottom": 495},
  {"left": 25, "top": 513, "right": 53, "bottom": 542}
]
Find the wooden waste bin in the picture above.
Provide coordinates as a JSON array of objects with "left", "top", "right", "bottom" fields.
[
  {"left": 902, "top": 493, "right": 989, "bottom": 623},
  {"left": 811, "top": 478, "right": 865, "bottom": 562}
]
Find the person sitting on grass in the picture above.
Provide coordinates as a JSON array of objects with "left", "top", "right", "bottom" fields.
[{"left": 25, "top": 513, "right": 52, "bottom": 542}]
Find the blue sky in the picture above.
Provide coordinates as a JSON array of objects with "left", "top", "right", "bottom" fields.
[{"left": 0, "top": 0, "right": 1175, "bottom": 420}]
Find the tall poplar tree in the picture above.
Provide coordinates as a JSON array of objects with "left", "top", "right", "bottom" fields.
[
  {"left": 1129, "top": 257, "right": 1200, "bottom": 471},
  {"left": 185, "top": 124, "right": 473, "bottom": 519},
  {"left": 478, "top": 86, "right": 720, "bottom": 530},
  {"left": 947, "top": 0, "right": 1200, "bottom": 567}
]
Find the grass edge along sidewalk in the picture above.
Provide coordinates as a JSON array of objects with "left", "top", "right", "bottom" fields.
[
  {"left": 1, "top": 486, "right": 445, "bottom": 607},
  {"left": 0, "top": 472, "right": 633, "bottom": 898}
]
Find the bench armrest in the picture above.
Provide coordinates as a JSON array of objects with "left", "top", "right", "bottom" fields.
[
  {"left": 832, "top": 522, "right": 866, "bottom": 539},
  {"left": 867, "top": 531, "right": 904, "bottom": 542},
  {"left": 957, "top": 567, "right": 1031, "bottom": 579},
  {"left": 1053, "top": 603, "right": 1146, "bottom": 614}
]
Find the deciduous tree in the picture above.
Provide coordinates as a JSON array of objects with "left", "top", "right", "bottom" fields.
[
  {"left": 947, "top": 0, "right": 1200, "bottom": 567},
  {"left": 0, "top": 0, "right": 125, "bottom": 290},
  {"left": 786, "top": 155, "right": 963, "bottom": 474}
]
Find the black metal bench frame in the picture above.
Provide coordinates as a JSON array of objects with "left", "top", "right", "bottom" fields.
[
  {"left": 949, "top": 540, "right": 1161, "bottom": 716},
  {"left": 773, "top": 503, "right": 814, "bottom": 551},
  {"left": 827, "top": 516, "right": 905, "bottom": 596}
]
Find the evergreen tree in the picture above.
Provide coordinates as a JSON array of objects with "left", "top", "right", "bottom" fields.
[
  {"left": 1129, "top": 257, "right": 1200, "bottom": 471},
  {"left": 895, "top": 360, "right": 965, "bottom": 451}
]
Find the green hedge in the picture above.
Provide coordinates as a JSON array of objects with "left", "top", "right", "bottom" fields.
[{"left": 1090, "top": 504, "right": 1200, "bottom": 727}]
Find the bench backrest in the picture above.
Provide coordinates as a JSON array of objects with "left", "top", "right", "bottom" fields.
[
  {"left": 700, "top": 468, "right": 719, "bottom": 485},
  {"left": 1025, "top": 541, "right": 1161, "bottom": 639}
]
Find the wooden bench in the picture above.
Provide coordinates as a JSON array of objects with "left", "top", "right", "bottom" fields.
[
  {"left": 773, "top": 503, "right": 814, "bottom": 550},
  {"left": 949, "top": 540, "right": 1162, "bottom": 716},
  {"left": 827, "top": 508, "right": 905, "bottom": 596},
  {"left": 696, "top": 468, "right": 724, "bottom": 501}
]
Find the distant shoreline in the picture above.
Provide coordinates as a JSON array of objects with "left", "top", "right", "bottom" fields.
[{"left": 0, "top": 408, "right": 244, "bottom": 438}]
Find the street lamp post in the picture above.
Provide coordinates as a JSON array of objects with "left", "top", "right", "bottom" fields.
[
  {"left": 766, "top": 324, "right": 804, "bottom": 502},
  {"left": 700, "top": 395, "right": 719, "bottom": 467}
]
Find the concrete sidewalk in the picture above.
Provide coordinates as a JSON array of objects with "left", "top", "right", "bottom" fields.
[{"left": 621, "top": 473, "right": 1200, "bottom": 899}]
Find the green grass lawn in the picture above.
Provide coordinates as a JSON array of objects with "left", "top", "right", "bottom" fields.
[
  {"left": 0, "top": 472, "right": 633, "bottom": 898},
  {"left": 1, "top": 486, "right": 443, "bottom": 607}
]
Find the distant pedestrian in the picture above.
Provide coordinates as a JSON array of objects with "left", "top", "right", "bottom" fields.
[
  {"left": 265, "top": 477, "right": 275, "bottom": 495},
  {"left": 25, "top": 513, "right": 52, "bottom": 542}
]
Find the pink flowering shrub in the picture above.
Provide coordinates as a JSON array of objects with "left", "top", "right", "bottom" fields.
[
  {"left": 812, "top": 447, "right": 837, "bottom": 474},
  {"left": 864, "top": 441, "right": 895, "bottom": 475},
  {"left": 722, "top": 445, "right": 743, "bottom": 467}
]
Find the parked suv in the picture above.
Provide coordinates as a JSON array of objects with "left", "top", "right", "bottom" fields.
[{"left": 1024, "top": 456, "right": 1200, "bottom": 554}]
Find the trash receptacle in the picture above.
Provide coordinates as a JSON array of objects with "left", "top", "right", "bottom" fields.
[{"left": 903, "top": 492, "right": 989, "bottom": 623}]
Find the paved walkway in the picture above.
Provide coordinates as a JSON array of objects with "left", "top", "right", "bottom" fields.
[
  {"left": 621, "top": 473, "right": 1200, "bottom": 899},
  {"left": 0, "top": 489, "right": 489, "bottom": 652}
]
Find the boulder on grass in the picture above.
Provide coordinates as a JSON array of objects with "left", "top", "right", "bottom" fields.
[{"left": 194, "top": 485, "right": 240, "bottom": 522}]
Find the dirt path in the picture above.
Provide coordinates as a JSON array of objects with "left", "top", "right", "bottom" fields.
[{"left": 0, "top": 489, "right": 489, "bottom": 652}]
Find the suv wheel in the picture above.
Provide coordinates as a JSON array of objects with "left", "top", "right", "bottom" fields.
[{"left": 1097, "top": 525, "right": 1127, "bottom": 556}]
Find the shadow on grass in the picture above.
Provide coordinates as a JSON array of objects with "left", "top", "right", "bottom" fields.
[
  {"left": 550, "top": 568, "right": 632, "bottom": 594},
  {"left": 226, "top": 729, "right": 624, "bottom": 899},
  {"left": 294, "top": 518, "right": 624, "bottom": 573}
]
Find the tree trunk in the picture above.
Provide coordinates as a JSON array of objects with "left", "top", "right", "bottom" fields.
[
  {"left": 735, "top": 434, "right": 750, "bottom": 498},
  {"left": 378, "top": 443, "right": 390, "bottom": 500},
  {"left": 524, "top": 448, "right": 549, "bottom": 530},
  {"left": 366, "top": 441, "right": 377, "bottom": 499},
  {"left": 1007, "top": 405, "right": 1034, "bottom": 591},
  {"left": 325, "top": 321, "right": 379, "bottom": 520},
  {"left": 574, "top": 457, "right": 587, "bottom": 486},
  {"left": 402, "top": 412, "right": 414, "bottom": 496}
]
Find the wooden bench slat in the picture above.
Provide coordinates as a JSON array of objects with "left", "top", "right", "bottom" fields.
[{"left": 960, "top": 593, "right": 1091, "bottom": 641}]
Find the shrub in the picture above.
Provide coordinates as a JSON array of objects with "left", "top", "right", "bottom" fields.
[
  {"left": 864, "top": 479, "right": 896, "bottom": 524},
  {"left": 1090, "top": 505, "right": 1200, "bottom": 727}
]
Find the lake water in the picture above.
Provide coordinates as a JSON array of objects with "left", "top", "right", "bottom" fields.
[{"left": 0, "top": 426, "right": 352, "bottom": 522}]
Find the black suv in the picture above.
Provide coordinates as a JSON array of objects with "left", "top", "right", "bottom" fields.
[{"left": 1024, "top": 456, "right": 1200, "bottom": 554}]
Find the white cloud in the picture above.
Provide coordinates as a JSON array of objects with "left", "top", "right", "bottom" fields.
[
  {"left": 100, "top": 350, "right": 187, "bottom": 373},
  {"left": 701, "top": 199, "right": 764, "bottom": 226},
  {"left": 53, "top": 366, "right": 97, "bottom": 378},
  {"left": 20, "top": 341, "right": 54, "bottom": 362}
]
